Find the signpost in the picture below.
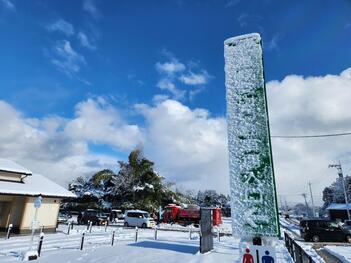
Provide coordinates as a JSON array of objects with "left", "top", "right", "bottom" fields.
[
  {"left": 224, "top": 33, "right": 280, "bottom": 239},
  {"left": 23, "top": 195, "right": 42, "bottom": 261}
]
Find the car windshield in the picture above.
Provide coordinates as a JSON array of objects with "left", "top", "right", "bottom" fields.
[{"left": 142, "top": 213, "right": 149, "bottom": 218}]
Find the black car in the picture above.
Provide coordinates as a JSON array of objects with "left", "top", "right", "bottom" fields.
[
  {"left": 300, "top": 219, "right": 351, "bottom": 243},
  {"left": 77, "top": 210, "right": 109, "bottom": 225}
]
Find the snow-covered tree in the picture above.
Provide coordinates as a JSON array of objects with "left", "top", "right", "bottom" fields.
[
  {"left": 68, "top": 148, "right": 183, "bottom": 212},
  {"left": 196, "top": 190, "right": 229, "bottom": 207},
  {"left": 322, "top": 176, "right": 351, "bottom": 209}
]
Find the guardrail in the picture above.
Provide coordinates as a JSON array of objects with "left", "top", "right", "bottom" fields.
[{"left": 284, "top": 232, "right": 315, "bottom": 263}]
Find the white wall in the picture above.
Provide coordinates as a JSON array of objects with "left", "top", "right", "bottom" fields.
[{"left": 20, "top": 197, "right": 61, "bottom": 231}]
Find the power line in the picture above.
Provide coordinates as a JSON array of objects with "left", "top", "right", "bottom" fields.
[{"left": 271, "top": 132, "right": 351, "bottom": 139}]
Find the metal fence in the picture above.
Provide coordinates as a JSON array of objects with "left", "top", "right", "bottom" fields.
[{"left": 284, "top": 232, "right": 315, "bottom": 263}]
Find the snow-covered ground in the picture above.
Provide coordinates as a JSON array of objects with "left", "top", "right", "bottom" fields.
[
  {"left": 0, "top": 224, "right": 293, "bottom": 262},
  {"left": 279, "top": 218, "right": 300, "bottom": 237},
  {"left": 296, "top": 242, "right": 325, "bottom": 263},
  {"left": 324, "top": 245, "right": 351, "bottom": 263}
]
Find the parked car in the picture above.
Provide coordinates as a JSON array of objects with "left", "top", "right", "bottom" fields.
[
  {"left": 57, "top": 211, "right": 69, "bottom": 223},
  {"left": 77, "top": 209, "right": 109, "bottom": 225},
  {"left": 124, "top": 210, "right": 155, "bottom": 228},
  {"left": 300, "top": 219, "right": 351, "bottom": 243},
  {"left": 110, "top": 209, "right": 125, "bottom": 222}
]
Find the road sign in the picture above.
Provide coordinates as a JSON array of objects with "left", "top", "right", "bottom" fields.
[
  {"left": 240, "top": 245, "right": 276, "bottom": 263},
  {"left": 224, "top": 33, "right": 280, "bottom": 237},
  {"left": 34, "top": 196, "right": 42, "bottom": 208}
]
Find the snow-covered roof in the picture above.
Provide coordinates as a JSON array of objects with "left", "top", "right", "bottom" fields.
[
  {"left": 0, "top": 173, "right": 76, "bottom": 198},
  {"left": 0, "top": 158, "right": 32, "bottom": 175},
  {"left": 125, "top": 209, "right": 149, "bottom": 213},
  {"left": 326, "top": 203, "right": 351, "bottom": 210}
]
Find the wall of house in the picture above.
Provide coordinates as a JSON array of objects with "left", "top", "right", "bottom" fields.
[
  {"left": 20, "top": 197, "right": 61, "bottom": 233},
  {"left": 0, "top": 195, "right": 25, "bottom": 232}
]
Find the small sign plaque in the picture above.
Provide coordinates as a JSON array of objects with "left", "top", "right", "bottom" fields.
[{"left": 240, "top": 244, "right": 276, "bottom": 263}]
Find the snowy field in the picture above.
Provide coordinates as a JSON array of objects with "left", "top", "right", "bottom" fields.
[{"left": 0, "top": 224, "right": 293, "bottom": 262}]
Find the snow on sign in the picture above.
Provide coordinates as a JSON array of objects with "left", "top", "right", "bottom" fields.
[
  {"left": 240, "top": 245, "right": 276, "bottom": 263},
  {"left": 224, "top": 33, "right": 280, "bottom": 237}
]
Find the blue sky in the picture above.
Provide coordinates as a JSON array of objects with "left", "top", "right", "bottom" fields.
[
  {"left": 1, "top": 0, "right": 351, "bottom": 202},
  {"left": 1, "top": 0, "right": 350, "bottom": 118}
]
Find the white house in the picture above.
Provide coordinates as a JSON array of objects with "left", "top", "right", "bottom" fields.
[{"left": 0, "top": 159, "right": 76, "bottom": 234}]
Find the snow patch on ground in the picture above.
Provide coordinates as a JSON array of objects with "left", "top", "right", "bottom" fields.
[
  {"left": 296, "top": 242, "right": 325, "bottom": 263},
  {"left": 324, "top": 245, "right": 351, "bottom": 263}
]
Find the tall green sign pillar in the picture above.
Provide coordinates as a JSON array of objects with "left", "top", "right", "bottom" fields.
[{"left": 224, "top": 33, "right": 280, "bottom": 239}]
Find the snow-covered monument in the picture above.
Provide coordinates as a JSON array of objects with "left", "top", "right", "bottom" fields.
[{"left": 224, "top": 33, "right": 280, "bottom": 239}]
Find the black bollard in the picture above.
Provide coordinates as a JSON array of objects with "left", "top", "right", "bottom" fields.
[
  {"left": 37, "top": 233, "right": 44, "bottom": 257},
  {"left": 154, "top": 226, "right": 157, "bottom": 240},
  {"left": 87, "top": 221, "right": 90, "bottom": 230},
  {"left": 80, "top": 232, "right": 85, "bottom": 250},
  {"left": 67, "top": 222, "right": 71, "bottom": 235},
  {"left": 135, "top": 227, "right": 138, "bottom": 242},
  {"left": 6, "top": 224, "right": 13, "bottom": 239},
  {"left": 89, "top": 221, "right": 92, "bottom": 233},
  {"left": 217, "top": 227, "right": 220, "bottom": 242},
  {"left": 111, "top": 231, "right": 115, "bottom": 246}
]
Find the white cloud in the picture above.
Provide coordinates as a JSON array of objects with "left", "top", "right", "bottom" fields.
[
  {"left": 136, "top": 99, "right": 229, "bottom": 193},
  {"left": 265, "top": 34, "right": 280, "bottom": 51},
  {"left": 156, "top": 79, "right": 186, "bottom": 100},
  {"left": 225, "top": 0, "right": 240, "bottom": 7},
  {"left": 267, "top": 67, "right": 351, "bottom": 205},
  {"left": 179, "top": 71, "right": 209, "bottom": 85},
  {"left": 140, "top": 67, "right": 351, "bottom": 202},
  {"left": 65, "top": 98, "right": 143, "bottom": 150},
  {"left": 0, "top": 98, "right": 142, "bottom": 187},
  {"left": 77, "top": 32, "right": 96, "bottom": 50},
  {"left": 47, "top": 19, "right": 74, "bottom": 36},
  {"left": 4, "top": 68, "right": 350, "bottom": 201},
  {"left": 155, "top": 60, "right": 186, "bottom": 75},
  {"left": 83, "top": 0, "right": 101, "bottom": 19},
  {"left": 51, "top": 40, "right": 86, "bottom": 75},
  {"left": 155, "top": 53, "right": 210, "bottom": 100},
  {"left": 0, "top": 0, "right": 15, "bottom": 11},
  {"left": 237, "top": 14, "right": 262, "bottom": 27}
]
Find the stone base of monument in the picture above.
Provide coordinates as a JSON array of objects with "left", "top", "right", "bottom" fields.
[{"left": 22, "top": 251, "right": 38, "bottom": 261}]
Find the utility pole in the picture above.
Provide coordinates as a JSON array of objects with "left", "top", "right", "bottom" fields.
[
  {"left": 308, "top": 182, "right": 316, "bottom": 217},
  {"left": 302, "top": 193, "right": 310, "bottom": 217},
  {"left": 329, "top": 161, "right": 351, "bottom": 221}
]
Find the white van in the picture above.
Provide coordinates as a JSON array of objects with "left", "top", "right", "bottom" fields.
[{"left": 124, "top": 210, "right": 155, "bottom": 228}]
